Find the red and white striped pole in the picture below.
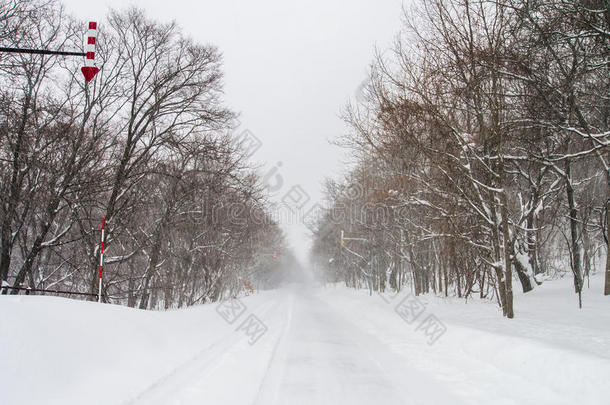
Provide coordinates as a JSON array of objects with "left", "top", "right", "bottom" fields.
[
  {"left": 98, "top": 216, "right": 105, "bottom": 303},
  {"left": 81, "top": 21, "right": 99, "bottom": 83}
]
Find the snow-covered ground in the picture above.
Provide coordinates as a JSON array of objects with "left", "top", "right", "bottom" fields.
[{"left": 1, "top": 274, "right": 609, "bottom": 405}]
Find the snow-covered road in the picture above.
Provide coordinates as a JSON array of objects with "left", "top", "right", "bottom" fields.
[
  {"left": 2, "top": 276, "right": 609, "bottom": 405},
  {"left": 251, "top": 290, "right": 435, "bottom": 405},
  {"left": 124, "top": 287, "right": 457, "bottom": 405}
]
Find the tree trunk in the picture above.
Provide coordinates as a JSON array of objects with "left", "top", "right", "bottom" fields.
[
  {"left": 526, "top": 205, "right": 541, "bottom": 279},
  {"left": 443, "top": 259, "right": 449, "bottom": 297},
  {"left": 605, "top": 198, "right": 610, "bottom": 295},
  {"left": 139, "top": 233, "right": 164, "bottom": 310},
  {"left": 501, "top": 190, "right": 514, "bottom": 318},
  {"left": 565, "top": 160, "right": 583, "bottom": 308},
  {"left": 127, "top": 275, "right": 136, "bottom": 308},
  {"left": 512, "top": 256, "right": 534, "bottom": 294}
]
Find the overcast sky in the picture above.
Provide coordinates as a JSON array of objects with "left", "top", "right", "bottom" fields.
[{"left": 61, "top": 0, "right": 404, "bottom": 262}]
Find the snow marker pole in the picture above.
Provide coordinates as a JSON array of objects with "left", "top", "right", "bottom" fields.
[
  {"left": 99, "top": 216, "right": 105, "bottom": 303},
  {"left": 85, "top": 22, "right": 97, "bottom": 65},
  {"left": 81, "top": 22, "right": 99, "bottom": 83}
]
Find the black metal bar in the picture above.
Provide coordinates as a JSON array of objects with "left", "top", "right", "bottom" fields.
[{"left": 0, "top": 47, "right": 85, "bottom": 57}]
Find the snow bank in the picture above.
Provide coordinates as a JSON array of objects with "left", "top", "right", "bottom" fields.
[
  {"left": 1, "top": 275, "right": 609, "bottom": 405},
  {"left": 0, "top": 292, "right": 277, "bottom": 405},
  {"left": 316, "top": 273, "right": 610, "bottom": 405}
]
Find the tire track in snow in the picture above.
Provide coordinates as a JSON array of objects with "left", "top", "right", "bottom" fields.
[
  {"left": 121, "top": 297, "right": 280, "bottom": 405},
  {"left": 251, "top": 292, "right": 295, "bottom": 405}
]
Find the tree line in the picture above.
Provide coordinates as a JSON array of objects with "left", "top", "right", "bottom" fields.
[
  {"left": 311, "top": 0, "right": 610, "bottom": 317},
  {"left": 0, "top": 0, "right": 291, "bottom": 308}
]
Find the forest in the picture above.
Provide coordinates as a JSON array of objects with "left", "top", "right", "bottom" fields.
[
  {"left": 310, "top": 0, "right": 610, "bottom": 317},
  {"left": 0, "top": 0, "right": 294, "bottom": 309}
]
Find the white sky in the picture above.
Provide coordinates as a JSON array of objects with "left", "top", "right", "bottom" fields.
[{"left": 61, "top": 0, "right": 404, "bottom": 262}]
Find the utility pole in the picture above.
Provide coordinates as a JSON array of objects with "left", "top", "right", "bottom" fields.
[{"left": 340, "top": 230, "right": 374, "bottom": 296}]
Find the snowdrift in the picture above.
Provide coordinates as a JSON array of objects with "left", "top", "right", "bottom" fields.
[{"left": 1, "top": 275, "right": 609, "bottom": 405}]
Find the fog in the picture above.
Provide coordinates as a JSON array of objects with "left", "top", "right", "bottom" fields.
[{"left": 60, "top": 0, "right": 404, "bottom": 263}]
